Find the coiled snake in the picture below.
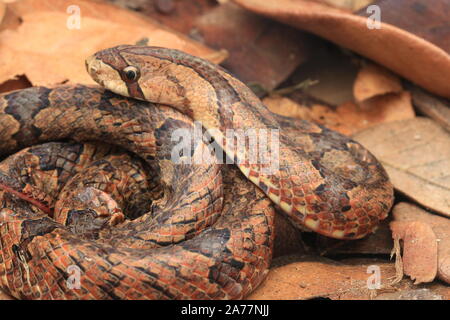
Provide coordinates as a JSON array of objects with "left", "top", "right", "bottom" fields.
[{"left": 0, "top": 46, "right": 394, "bottom": 299}]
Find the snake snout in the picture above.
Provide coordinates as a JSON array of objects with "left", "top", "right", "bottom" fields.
[
  {"left": 85, "top": 55, "right": 99, "bottom": 77},
  {"left": 85, "top": 55, "right": 109, "bottom": 88}
]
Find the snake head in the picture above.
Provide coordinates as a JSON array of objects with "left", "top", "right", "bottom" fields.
[
  {"left": 85, "top": 46, "right": 140, "bottom": 99},
  {"left": 86, "top": 45, "right": 204, "bottom": 110}
]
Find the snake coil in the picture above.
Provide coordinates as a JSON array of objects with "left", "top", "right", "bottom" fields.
[{"left": 0, "top": 46, "right": 393, "bottom": 299}]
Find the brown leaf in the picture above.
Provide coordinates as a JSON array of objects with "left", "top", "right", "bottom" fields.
[
  {"left": 408, "top": 85, "right": 450, "bottom": 133},
  {"left": 0, "top": 2, "right": 5, "bottom": 24},
  {"left": 0, "top": 0, "right": 223, "bottom": 88},
  {"left": 358, "top": 0, "right": 450, "bottom": 55},
  {"left": 353, "top": 118, "right": 450, "bottom": 216},
  {"left": 0, "top": 75, "right": 32, "bottom": 93},
  {"left": 0, "top": 3, "right": 21, "bottom": 32},
  {"left": 247, "top": 255, "right": 396, "bottom": 300},
  {"left": 264, "top": 91, "right": 415, "bottom": 136},
  {"left": 354, "top": 63, "right": 403, "bottom": 103},
  {"left": 232, "top": 0, "right": 450, "bottom": 99},
  {"left": 195, "top": 3, "right": 310, "bottom": 91},
  {"left": 340, "top": 92, "right": 415, "bottom": 133},
  {"left": 393, "top": 202, "right": 450, "bottom": 284},
  {"left": 390, "top": 221, "right": 437, "bottom": 284},
  {"left": 315, "top": 0, "right": 374, "bottom": 11}
]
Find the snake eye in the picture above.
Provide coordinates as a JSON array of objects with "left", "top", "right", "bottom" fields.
[{"left": 123, "top": 66, "right": 140, "bottom": 82}]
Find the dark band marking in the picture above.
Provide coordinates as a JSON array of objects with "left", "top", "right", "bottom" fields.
[
  {"left": 94, "top": 47, "right": 145, "bottom": 100},
  {"left": 20, "top": 217, "right": 60, "bottom": 241}
]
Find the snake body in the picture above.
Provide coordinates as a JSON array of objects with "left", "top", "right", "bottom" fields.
[{"left": 0, "top": 46, "right": 394, "bottom": 299}]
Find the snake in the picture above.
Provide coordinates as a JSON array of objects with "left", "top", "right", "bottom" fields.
[{"left": 0, "top": 45, "right": 394, "bottom": 299}]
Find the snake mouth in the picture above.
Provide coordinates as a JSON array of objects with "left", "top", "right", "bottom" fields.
[
  {"left": 86, "top": 54, "right": 130, "bottom": 98},
  {"left": 85, "top": 55, "right": 105, "bottom": 86}
]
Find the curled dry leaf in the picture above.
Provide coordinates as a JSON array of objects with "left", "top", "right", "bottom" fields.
[
  {"left": 315, "top": 0, "right": 374, "bottom": 12},
  {"left": 195, "top": 2, "right": 310, "bottom": 91},
  {"left": 353, "top": 118, "right": 450, "bottom": 216},
  {"left": 354, "top": 63, "right": 403, "bottom": 103},
  {"left": 247, "top": 255, "right": 396, "bottom": 300},
  {"left": 0, "top": 0, "right": 223, "bottom": 88},
  {"left": 0, "top": 3, "right": 5, "bottom": 25},
  {"left": 231, "top": 0, "right": 450, "bottom": 99},
  {"left": 393, "top": 202, "right": 450, "bottom": 284},
  {"left": 364, "top": 0, "right": 450, "bottom": 54},
  {"left": 264, "top": 91, "right": 415, "bottom": 136},
  {"left": 390, "top": 221, "right": 437, "bottom": 284},
  {"left": 0, "top": 3, "right": 21, "bottom": 33},
  {"left": 341, "top": 92, "right": 415, "bottom": 133}
]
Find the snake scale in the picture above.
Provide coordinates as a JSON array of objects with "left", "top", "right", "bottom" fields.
[{"left": 0, "top": 45, "right": 394, "bottom": 299}]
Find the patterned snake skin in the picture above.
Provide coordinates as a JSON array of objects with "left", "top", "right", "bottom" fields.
[{"left": 0, "top": 46, "right": 394, "bottom": 299}]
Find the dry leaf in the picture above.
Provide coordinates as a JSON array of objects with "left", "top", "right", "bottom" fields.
[
  {"left": 0, "top": 3, "right": 5, "bottom": 24},
  {"left": 0, "top": 75, "right": 31, "bottom": 93},
  {"left": 247, "top": 255, "right": 396, "bottom": 300},
  {"left": 0, "top": 4, "right": 21, "bottom": 32},
  {"left": 314, "top": 0, "right": 374, "bottom": 11},
  {"left": 363, "top": 0, "right": 450, "bottom": 55},
  {"left": 393, "top": 202, "right": 450, "bottom": 284},
  {"left": 354, "top": 63, "right": 403, "bottom": 103},
  {"left": 195, "top": 3, "right": 309, "bottom": 91},
  {"left": 409, "top": 85, "right": 450, "bottom": 133},
  {"left": 339, "top": 92, "right": 415, "bottom": 133},
  {"left": 0, "top": 0, "right": 223, "bottom": 88},
  {"left": 264, "top": 91, "right": 415, "bottom": 136},
  {"left": 390, "top": 221, "right": 437, "bottom": 284},
  {"left": 353, "top": 118, "right": 450, "bottom": 216},
  {"left": 232, "top": 0, "right": 450, "bottom": 99}
]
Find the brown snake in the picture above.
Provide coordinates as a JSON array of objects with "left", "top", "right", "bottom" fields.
[{"left": 0, "top": 46, "right": 394, "bottom": 299}]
